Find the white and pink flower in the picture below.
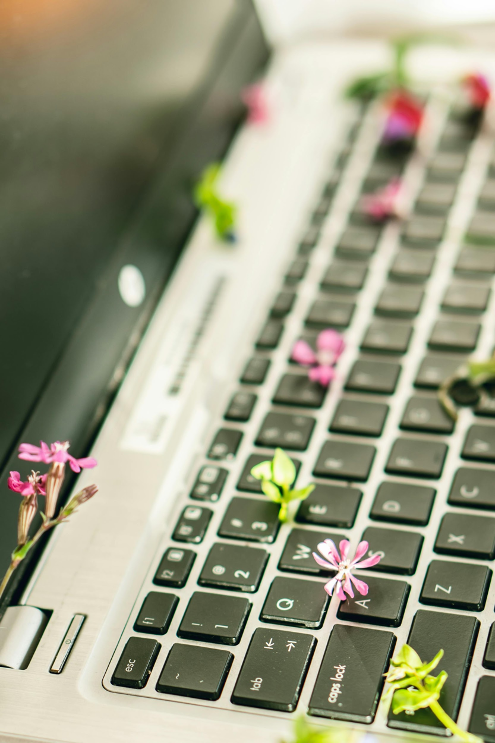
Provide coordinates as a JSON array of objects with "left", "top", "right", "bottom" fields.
[{"left": 313, "top": 538, "right": 382, "bottom": 600}]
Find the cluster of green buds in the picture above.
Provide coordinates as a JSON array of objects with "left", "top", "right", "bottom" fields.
[
  {"left": 194, "top": 163, "right": 237, "bottom": 243},
  {"left": 250, "top": 448, "right": 314, "bottom": 522}
]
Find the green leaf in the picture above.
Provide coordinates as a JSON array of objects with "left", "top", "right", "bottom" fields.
[
  {"left": 260, "top": 480, "right": 282, "bottom": 503},
  {"left": 388, "top": 676, "right": 418, "bottom": 692},
  {"left": 344, "top": 72, "right": 390, "bottom": 100},
  {"left": 287, "top": 484, "right": 315, "bottom": 502},
  {"left": 423, "top": 670, "right": 448, "bottom": 695},
  {"left": 392, "top": 687, "right": 439, "bottom": 714},
  {"left": 393, "top": 644, "right": 423, "bottom": 670},
  {"left": 272, "top": 448, "right": 296, "bottom": 489},
  {"left": 250, "top": 460, "right": 272, "bottom": 481},
  {"left": 417, "top": 649, "right": 444, "bottom": 678}
]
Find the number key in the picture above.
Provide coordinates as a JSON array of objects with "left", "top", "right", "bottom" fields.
[
  {"left": 199, "top": 543, "right": 268, "bottom": 592},
  {"left": 219, "top": 497, "right": 280, "bottom": 543}
]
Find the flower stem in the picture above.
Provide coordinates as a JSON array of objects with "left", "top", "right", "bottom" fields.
[
  {"left": 279, "top": 502, "right": 289, "bottom": 522},
  {"left": 0, "top": 562, "right": 17, "bottom": 605},
  {"left": 429, "top": 700, "right": 480, "bottom": 743}
]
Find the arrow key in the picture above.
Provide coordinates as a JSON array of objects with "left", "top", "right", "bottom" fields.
[{"left": 261, "top": 576, "right": 329, "bottom": 629}]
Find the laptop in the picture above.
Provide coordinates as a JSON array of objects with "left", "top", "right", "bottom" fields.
[{"left": 0, "top": 1, "right": 494, "bottom": 741}]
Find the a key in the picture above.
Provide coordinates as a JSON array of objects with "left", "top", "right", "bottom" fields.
[
  {"left": 434, "top": 513, "right": 495, "bottom": 559},
  {"left": 237, "top": 453, "right": 301, "bottom": 493},
  {"left": 285, "top": 258, "right": 308, "bottom": 284},
  {"left": 400, "top": 394, "right": 454, "bottom": 434},
  {"left": 309, "top": 624, "right": 395, "bottom": 723},
  {"left": 448, "top": 467, "right": 495, "bottom": 510},
  {"left": 299, "top": 225, "right": 321, "bottom": 254},
  {"left": 336, "top": 226, "right": 380, "bottom": 260},
  {"left": 386, "top": 438, "right": 447, "bottom": 478},
  {"left": 240, "top": 356, "right": 270, "bottom": 385},
  {"left": 224, "top": 392, "right": 257, "bottom": 422},
  {"left": 207, "top": 428, "right": 243, "bottom": 461},
  {"left": 455, "top": 247, "right": 495, "bottom": 275},
  {"left": 278, "top": 528, "right": 344, "bottom": 575},
  {"left": 468, "top": 677, "right": 495, "bottom": 743},
  {"left": 190, "top": 465, "right": 228, "bottom": 502},
  {"left": 484, "top": 623, "right": 495, "bottom": 669},
  {"left": 442, "top": 283, "right": 490, "bottom": 313},
  {"left": 256, "top": 411, "right": 315, "bottom": 450},
  {"left": 427, "top": 151, "right": 467, "bottom": 181},
  {"left": 415, "top": 354, "right": 464, "bottom": 389},
  {"left": 330, "top": 398, "right": 389, "bottom": 437},
  {"left": 375, "top": 285, "right": 424, "bottom": 318},
  {"left": 364, "top": 160, "right": 403, "bottom": 190},
  {"left": 296, "top": 483, "right": 362, "bottom": 528},
  {"left": 388, "top": 610, "right": 479, "bottom": 735},
  {"left": 219, "top": 497, "right": 280, "bottom": 543},
  {"left": 462, "top": 425, "right": 495, "bottom": 461},
  {"left": 420, "top": 560, "right": 491, "bottom": 611},
  {"left": 429, "top": 319, "right": 481, "bottom": 351},
  {"left": 134, "top": 592, "right": 178, "bottom": 635},
  {"left": 261, "top": 576, "right": 329, "bottom": 629},
  {"left": 389, "top": 250, "right": 435, "bottom": 282},
  {"left": 337, "top": 576, "right": 410, "bottom": 627},
  {"left": 172, "top": 506, "right": 212, "bottom": 544},
  {"left": 154, "top": 548, "right": 196, "bottom": 588},
  {"left": 415, "top": 182, "right": 457, "bottom": 214},
  {"left": 156, "top": 644, "right": 233, "bottom": 700},
  {"left": 402, "top": 214, "right": 445, "bottom": 247},
  {"left": 255, "top": 318, "right": 284, "bottom": 349},
  {"left": 370, "top": 482, "right": 435, "bottom": 526},
  {"left": 467, "top": 211, "right": 495, "bottom": 245},
  {"left": 231, "top": 628, "right": 315, "bottom": 712},
  {"left": 273, "top": 374, "right": 326, "bottom": 409},
  {"left": 346, "top": 359, "right": 401, "bottom": 394},
  {"left": 305, "top": 298, "right": 355, "bottom": 329},
  {"left": 478, "top": 178, "right": 495, "bottom": 210},
  {"left": 320, "top": 261, "right": 368, "bottom": 293},
  {"left": 361, "top": 320, "right": 412, "bottom": 354},
  {"left": 198, "top": 543, "right": 268, "bottom": 592},
  {"left": 111, "top": 637, "right": 160, "bottom": 689},
  {"left": 271, "top": 290, "right": 296, "bottom": 318},
  {"left": 362, "top": 526, "right": 423, "bottom": 575},
  {"left": 177, "top": 592, "right": 251, "bottom": 645},
  {"left": 314, "top": 440, "right": 376, "bottom": 481}
]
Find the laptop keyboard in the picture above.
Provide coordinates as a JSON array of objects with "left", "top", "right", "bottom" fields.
[{"left": 105, "top": 92, "right": 495, "bottom": 737}]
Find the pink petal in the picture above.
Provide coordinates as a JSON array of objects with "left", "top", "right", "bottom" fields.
[
  {"left": 317, "top": 329, "right": 345, "bottom": 355},
  {"left": 76, "top": 457, "right": 97, "bottom": 469},
  {"left": 291, "top": 340, "right": 317, "bottom": 366},
  {"left": 313, "top": 552, "right": 335, "bottom": 571},
  {"left": 309, "top": 365, "right": 335, "bottom": 386},
  {"left": 351, "top": 541, "right": 369, "bottom": 565},
  {"left": 67, "top": 455, "right": 81, "bottom": 473},
  {"left": 336, "top": 583, "right": 347, "bottom": 601},
  {"left": 41, "top": 441, "right": 50, "bottom": 455},
  {"left": 18, "top": 452, "right": 43, "bottom": 462},
  {"left": 324, "top": 577, "right": 337, "bottom": 596},
  {"left": 355, "top": 554, "right": 382, "bottom": 569},
  {"left": 317, "top": 539, "right": 341, "bottom": 567},
  {"left": 7, "top": 472, "right": 23, "bottom": 493},
  {"left": 339, "top": 539, "right": 350, "bottom": 561},
  {"left": 342, "top": 575, "right": 354, "bottom": 598},
  {"left": 18, "top": 443, "right": 42, "bottom": 455},
  {"left": 349, "top": 574, "right": 369, "bottom": 595}
]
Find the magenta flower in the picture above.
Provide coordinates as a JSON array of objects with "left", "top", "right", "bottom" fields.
[
  {"left": 18, "top": 441, "right": 97, "bottom": 473},
  {"left": 8, "top": 471, "right": 46, "bottom": 497},
  {"left": 241, "top": 83, "right": 270, "bottom": 125},
  {"left": 313, "top": 539, "right": 382, "bottom": 600},
  {"left": 463, "top": 73, "right": 491, "bottom": 110},
  {"left": 382, "top": 90, "right": 423, "bottom": 143},
  {"left": 291, "top": 329, "right": 345, "bottom": 386},
  {"left": 362, "top": 178, "right": 402, "bottom": 222}
]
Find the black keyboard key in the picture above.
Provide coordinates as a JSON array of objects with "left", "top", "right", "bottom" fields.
[
  {"left": 178, "top": 592, "right": 251, "bottom": 645},
  {"left": 386, "top": 438, "right": 447, "bottom": 479},
  {"left": 475, "top": 395, "right": 495, "bottom": 416},
  {"left": 346, "top": 359, "right": 401, "bottom": 394},
  {"left": 309, "top": 624, "right": 395, "bottom": 723},
  {"left": 427, "top": 151, "right": 466, "bottom": 181},
  {"left": 219, "top": 497, "right": 280, "bottom": 543},
  {"left": 361, "top": 320, "right": 412, "bottom": 354},
  {"left": 449, "top": 467, "right": 495, "bottom": 510},
  {"left": 255, "top": 319, "right": 284, "bottom": 349},
  {"left": 364, "top": 160, "right": 403, "bottom": 189},
  {"left": 442, "top": 283, "right": 490, "bottom": 313},
  {"left": 402, "top": 214, "right": 445, "bottom": 247},
  {"left": 389, "top": 250, "right": 434, "bottom": 282},
  {"left": 305, "top": 298, "right": 355, "bottom": 329},
  {"left": 337, "top": 576, "right": 409, "bottom": 627},
  {"left": 467, "top": 210, "right": 495, "bottom": 245},
  {"left": 375, "top": 285, "right": 424, "bottom": 318},
  {"left": 278, "top": 528, "right": 343, "bottom": 575},
  {"left": 362, "top": 526, "right": 423, "bottom": 575},
  {"left": 415, "top": 354, "right": 463, "bottom": 389},
  {"left": 420, "top": 560, "right": 491, "bottom": 610},
  {"left": 172, "top": 506, "right": 212, "bottom": 544},
  {"left": 455, "top": 247, "right": 495, "bottom": 275},
  {"left": 314, "top": 440, "right": 376, "bottom": 481},
  {"left": 256, "top": 411, "right": 315, "bottom": 450},
  {"left": 435, "top": 512, "right": 495, "bottom": 559},
  {"left": 111, "top": 637, "right": 160, "bottom": 689},
  {"left": 478, "top": 178, "right": 495, "bottom": 210},
  {"left": 388, "top": 610, "right": 479, "bottom": 734},
  {"left": 190, "top": 465, "right": 228, "bottom": 502},
  {"left": 285, "top": 258, "right": 308, "bottom": 284},
  {"left": 428, "top": 319, "right": 481, "bottom": 351},
  {"left": 272, "top": 374, "right": 326, "bottom": 409},
  {"left": 198, "top": 543, "right": 268, "bottom": 592},
  {"left": 484, "top": 623, "right": 495, "bottom": 669},
  {"left": 134, "top": 592, "right": 178, "bottom": 635},
  {"left": 299, "top": 225, "right": 321, "bottom": 254},
  {"left": 370, "top": 482, "right": 435, "bottom": 525},
  {"left": 154, "top": 548, "right": 196, "bottom": 588},
  {"left": 156, "top": 644, "right": 233, "bottom": 700},
  {"left": 224, "top": 392, "right": 257, "bottom": 422},
  {"left": 415, "top": 182, "right": 457, "bottom": 214},
  {"left": 468, "top": 677, "right": 495, "bottom": 743},
  {"left": 296, "top": 483, "right": 362, "bottom": 528},
  {"left": 271, "top": 290, "right": 296, "bottom": 318},
  {"left": 207, "top": 428, "right": 243, "bottom": 460},
  {"left": 321, "top": 261, "right": 368, "bottom": 292},
  {"left": 336, "top": 226, "right": 380, "bottom": 260},
  {"left": 400, "top": 395, "right": 454, "bottom": 434},
  {"left": 237, "top": 453, "right": 301, "bottom": 493},
  {"left": 261, "top": 576, "right": 329, "bottom": 629},
  {"left": 462, "top": 424, "right": 495, "bottom": 461},
  {"left": 330, "top": 398, "right": 388, "bottom": 437},
  {"left": 231, "top": 628, "right": 315, "bottom": 712},
  {"left": 240, "top": 356, "right": 270, "bottom": 385}
]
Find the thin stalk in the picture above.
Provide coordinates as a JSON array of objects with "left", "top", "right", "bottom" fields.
[
  {"left": 0, "top": 563, "right": 17, "bottom": 604},
  {"left": 429, "top": 700, "right": 480, "bottom": 743},
  {"left": 279, "top": 501, "right": 289, "bottom": 522}
]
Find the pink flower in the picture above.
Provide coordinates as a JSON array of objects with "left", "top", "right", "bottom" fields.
[
  {"left": 8, "top": 471, "right": 46, "bottom": 496},
  {"left": 241, "top": 83, "right": 270, "bottom": 125},
  {"left": 362, "top": 178, "right": 402, "bottom": 222},
  {"left": 18, "top": 441, "right": 97, "bottom": 473},
  {"left": 463, "top": 73, "right": 491, "bottom": 110},
  {"left": 313, "top": 539, "right": 382, "bottom": 601},
  {"left": 291, "top": 329, "right": 345, "bottom": 387},
  {"left": 383, "top": 90, "right": 423, "bottom": 143}
]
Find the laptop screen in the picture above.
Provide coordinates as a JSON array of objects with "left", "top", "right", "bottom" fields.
[{"left": 0, "top": 0, "right": 269, "bottom": 604}]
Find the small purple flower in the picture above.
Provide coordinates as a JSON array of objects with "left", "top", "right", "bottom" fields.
[
  {"left": 313, "top": 539, "right": 382, "bottom": 601},
  {"left": 362, "top": 178, "right": 402, "bottom": 222},
  {"left": 291, "top": 329, "right": 345, "bottom": 387},
  {"left": 18, "top": 441, "right": 97, "bottom": 473}
]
